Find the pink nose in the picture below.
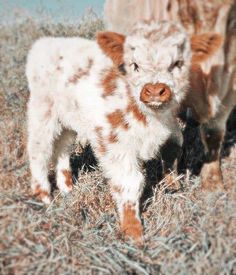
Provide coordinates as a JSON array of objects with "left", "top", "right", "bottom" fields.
[{"left": 140, "top": 83, "right": 172, "bottom": 104}]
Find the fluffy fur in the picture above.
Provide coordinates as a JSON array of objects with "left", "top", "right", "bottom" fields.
[
  {"left": 26, "top": 21, "right": 191, "bottom": 243},
  {"left": 104, "top": 0, "right": 236, "bottom": 190}
]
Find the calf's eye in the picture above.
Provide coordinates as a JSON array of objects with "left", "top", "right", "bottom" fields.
[
  {"left": 169, "top": 60, "right": 184, "bottom": 72},
  {"left": 175, "top": 60, "right": 184, "bottom": 68},
  {"left": 131, "top": 62, "right": 139, "bottom": 72}
]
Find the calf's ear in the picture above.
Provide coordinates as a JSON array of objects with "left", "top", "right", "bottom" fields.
[
  {"left": 191, "top": 33, "right": 223, "bottom": 63},
  {"left": 96, "top": 32, "right": 126, "bottom": 66}
]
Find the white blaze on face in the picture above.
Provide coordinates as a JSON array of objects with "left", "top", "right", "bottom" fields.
[{"left": 123, "top": 21, "right": 191, "bottom": 107}]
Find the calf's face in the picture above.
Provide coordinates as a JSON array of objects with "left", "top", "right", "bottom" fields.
[{"left": 97, "top": 21, "right": 191, "bottom": 112}]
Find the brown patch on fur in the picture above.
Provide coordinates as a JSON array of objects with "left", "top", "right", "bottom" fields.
[
  {"left": 97, "top": 32, "right": 125, "bottom": 66},
  {"left": 138, "top": 23, "right": 180, "bottom": 42},
  {"left": 121, "top": 203, "right": 143, "bottom": 244},
  {"left": 188, "top": 63, "right": 224, "bottom": 122},
  {"left": 185, "top": 64, "right": 210, "bottom": 123},
  {"left": 191, "top": 33, "right": 223, "bottom": 63},
  {"left": 95, "top": 126, "right": 106, "bottom": 155},
  {"left": 127, "top": 98, "right": 147, "bottom": 126},
  {"left": 68, "top": 58, "right": 93, "bottom": 84},
  {"left": 33, "top": 184, "right": 50, "bottom": 201},
  {"left": 101, "top": 68, "right": 119, "bottom": 98},
  {"left": 178, "top": 0, "right": 202, "bottom": 33},
  {"left": 107, "top": 110, "right": 129, "bottom": 130},
  {"left": 187, "top": 63, "right": 224, "bottom": 122},
  {"left": 62, "top": 170, "right": 73, "bottom": 188},
  {"left": 126, "top": 86, "right": 147, "bottom": 125},
  {"left": 108, "top": 132, "right": 118, "bottom": 143}
]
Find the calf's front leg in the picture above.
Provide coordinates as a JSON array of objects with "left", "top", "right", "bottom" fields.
[{"left": 101, "top": 155, "right": 144, "bottom": 244}]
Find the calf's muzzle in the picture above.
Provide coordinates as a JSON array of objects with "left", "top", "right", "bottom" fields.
[{"left": 140, "top": 83, "right": 172, "bottom": 104}]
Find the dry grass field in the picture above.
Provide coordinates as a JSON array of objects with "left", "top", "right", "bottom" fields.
[{"left": 0, "top": 14, "right": 236, "bottom": 274}]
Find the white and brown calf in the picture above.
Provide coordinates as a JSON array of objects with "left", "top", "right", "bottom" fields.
[
  {"left": 26, "top": 21, "right": 191, "bottom": 243},
  {"left": 104, "top": 0, "right": 236, "bottom": 190}
]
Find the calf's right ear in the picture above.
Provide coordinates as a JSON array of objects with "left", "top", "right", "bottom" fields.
[{"left": 96, "top": 32, "right": 126, "bottom": 66}]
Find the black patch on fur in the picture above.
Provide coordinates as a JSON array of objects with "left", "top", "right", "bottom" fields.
[{"left": 160, "top": 136, "right": 183, "bottom": 173}]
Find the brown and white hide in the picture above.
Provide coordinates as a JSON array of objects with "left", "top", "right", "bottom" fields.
[{"left": 104, "top": 0, "right": 236, "bottom": 190}]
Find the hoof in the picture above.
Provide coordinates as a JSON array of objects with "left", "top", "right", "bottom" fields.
[
  {"left": 121, "top": 224, "right": 144, "bottom": 246},
  {"left": 201, "top": 161, "right": 224, "bottom": 191},
  {"left": 121, "top": 204, "right": 144, "bottom": 245},
  {"left": 57, "top": 170, "right": 73, "bottom": 195},
  {"left": 33, "top": 185, "right": 51, "bottom": 204},
  {"left": 41, "top": 194, "right": 52, "bottom": 204}
]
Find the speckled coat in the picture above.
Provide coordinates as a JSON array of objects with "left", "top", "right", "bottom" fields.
[{"left": 26, "top": 21, "right": 191, "bottom": 243}]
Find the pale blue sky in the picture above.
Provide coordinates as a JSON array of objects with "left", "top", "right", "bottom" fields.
[{"left": 0, "top": 0, "right": 105, "bottom": 23}]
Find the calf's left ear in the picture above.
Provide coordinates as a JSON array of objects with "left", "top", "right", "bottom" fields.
[{"left": 96, "top": 32, "right": 126, "bottom": 66}]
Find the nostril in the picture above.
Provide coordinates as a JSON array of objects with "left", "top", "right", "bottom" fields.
[
  {"left": 144, "top": 88, "right": 151, "bottom": 96},
  {"left": 159, "top": 88, "right": 166, "bottom": 96}
]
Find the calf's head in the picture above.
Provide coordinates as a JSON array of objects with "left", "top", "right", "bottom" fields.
[{"left": 97, "top": 21, "right": 191, "bottom": 112}]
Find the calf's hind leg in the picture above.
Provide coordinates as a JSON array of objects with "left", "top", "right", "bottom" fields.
[
  {"left": 52, "top": 129, "right": 76, "bottom": 194},
  {"left": 27, "top": 101, "right": 61, "bottom": 204}
]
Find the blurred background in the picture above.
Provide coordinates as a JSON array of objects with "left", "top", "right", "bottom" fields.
[{"left": 0, "top": 0, "right": 105, "bottom": 24}]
